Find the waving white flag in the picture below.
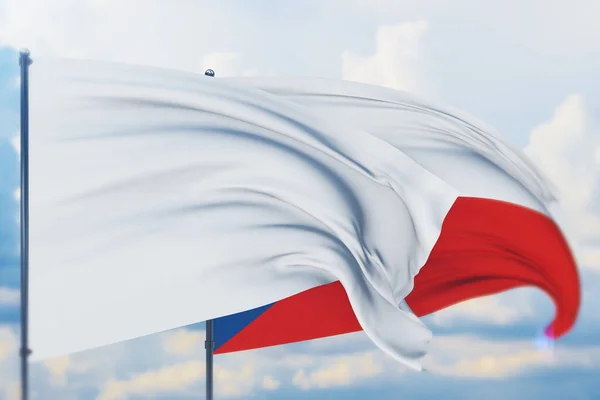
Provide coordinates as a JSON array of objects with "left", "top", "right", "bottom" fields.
[{"left": 28, "top": 58, "right": 458, "bottom": 367}]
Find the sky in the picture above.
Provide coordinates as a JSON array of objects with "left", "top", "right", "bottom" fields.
[{"left": 0, "top": 0, "right": 600, "bottom": 398}]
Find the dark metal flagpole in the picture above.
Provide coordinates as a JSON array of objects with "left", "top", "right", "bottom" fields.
[
  {"left": 19, "top": 49, "right": 33, "bottom": 400},
  {"left": 203, "top": 68, "right": 216, "bottom": 400},
  {"left": 205, "top": 319, "right": 214, "bottom": 400}
]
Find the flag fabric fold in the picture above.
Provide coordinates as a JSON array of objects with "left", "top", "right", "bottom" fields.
[
  {"left": 212, "top": 77, "right": 580, "bottom": 354},
  {"left": 29, "top": 58, "right": 459, "bottom": 368}
]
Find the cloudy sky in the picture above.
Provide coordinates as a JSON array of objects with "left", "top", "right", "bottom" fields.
[{"left": 1, "top": 0, "right": 600, "bottom": 398}]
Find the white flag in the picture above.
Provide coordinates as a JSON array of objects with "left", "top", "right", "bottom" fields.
[{"left": 29, "top": 58, "right": 458, "bottom": 368}]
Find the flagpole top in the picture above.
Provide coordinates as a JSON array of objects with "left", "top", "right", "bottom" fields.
[
  {"left": 19, "top": 49, "right": 32, "bottom": 66},
  {"left": 205, "top": 69, "right": 215, "bottom": 77}
]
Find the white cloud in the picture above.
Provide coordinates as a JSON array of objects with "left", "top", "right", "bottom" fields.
[
  {"left": 162, "top": 329, "right": 203, "bottom": 356},
  {"left": 0, "top": 329, "right": 15, "bottom": 362},
  {"left": 352, "top": 0, "right": 600, "bottom": 56},
  {"left": 0, "top": 287, "right": 19, "bottom": 307},
  {"left": 43, "top": 356, "right": 71, "bottom": 387},
  {"left": 430, "top": 292, "right": 534, "bottom": 327},
  {"left": 97, "top": 361, "right": 205, "bottom": 400},
  {"left": 96, "top": 346, "right": 257, "bottom": 399},
  {"left": 341, "top": 21, "right": 429, "bottom": 93},
  {"left": 580, "top": 247, "right": 600, "bottom": 272},
  {"left": 214, "top": 362, "right": 256, "bottom": 397},
  {"left": 9, "top": 133, "right": 21, "bottom": 208},
  {"left": 10, "top": 134, "right": 19, "bottom": 155},
  {"left": 0, "top": 327, "right": 19, "bottom": 400},
  {"left": 292, "top": 351, "right": 383, "bottom": 390},
  {"left": 262, "top": 375, "right": 280, "bottom": 390},
  {"left": 427, "top": 335, "right": 600, "bottom": 379},
  {"left": 525, "top": 95, "right": 595, "bottom": 212}
]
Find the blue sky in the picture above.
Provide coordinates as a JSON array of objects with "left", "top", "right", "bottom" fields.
[{"left": 1, "top": 1, "right": 600, "bottom": 399}]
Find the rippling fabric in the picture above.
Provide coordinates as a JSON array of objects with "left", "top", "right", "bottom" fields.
[
  {"left": 243, "top": 77, "right": 580, "bottom": 337},
  {"left": 28, "top": 58, "right": 459, "bottom": 367},
  {"left": 208, "top": 78, "right": 579, "bottom": 355},
  {"left": 227, "top": 77, "right": 557, "bottom": 212}
]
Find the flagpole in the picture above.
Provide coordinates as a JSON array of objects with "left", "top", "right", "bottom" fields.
[
  {"left": 203, "top": 68, "right": 216, "bottom": 400},
  {"left": 205, "top": 319, "right": 214, "bottom": 400},
  {"left": 18, "top": 49, "right": 33, "bottom": 400}
]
